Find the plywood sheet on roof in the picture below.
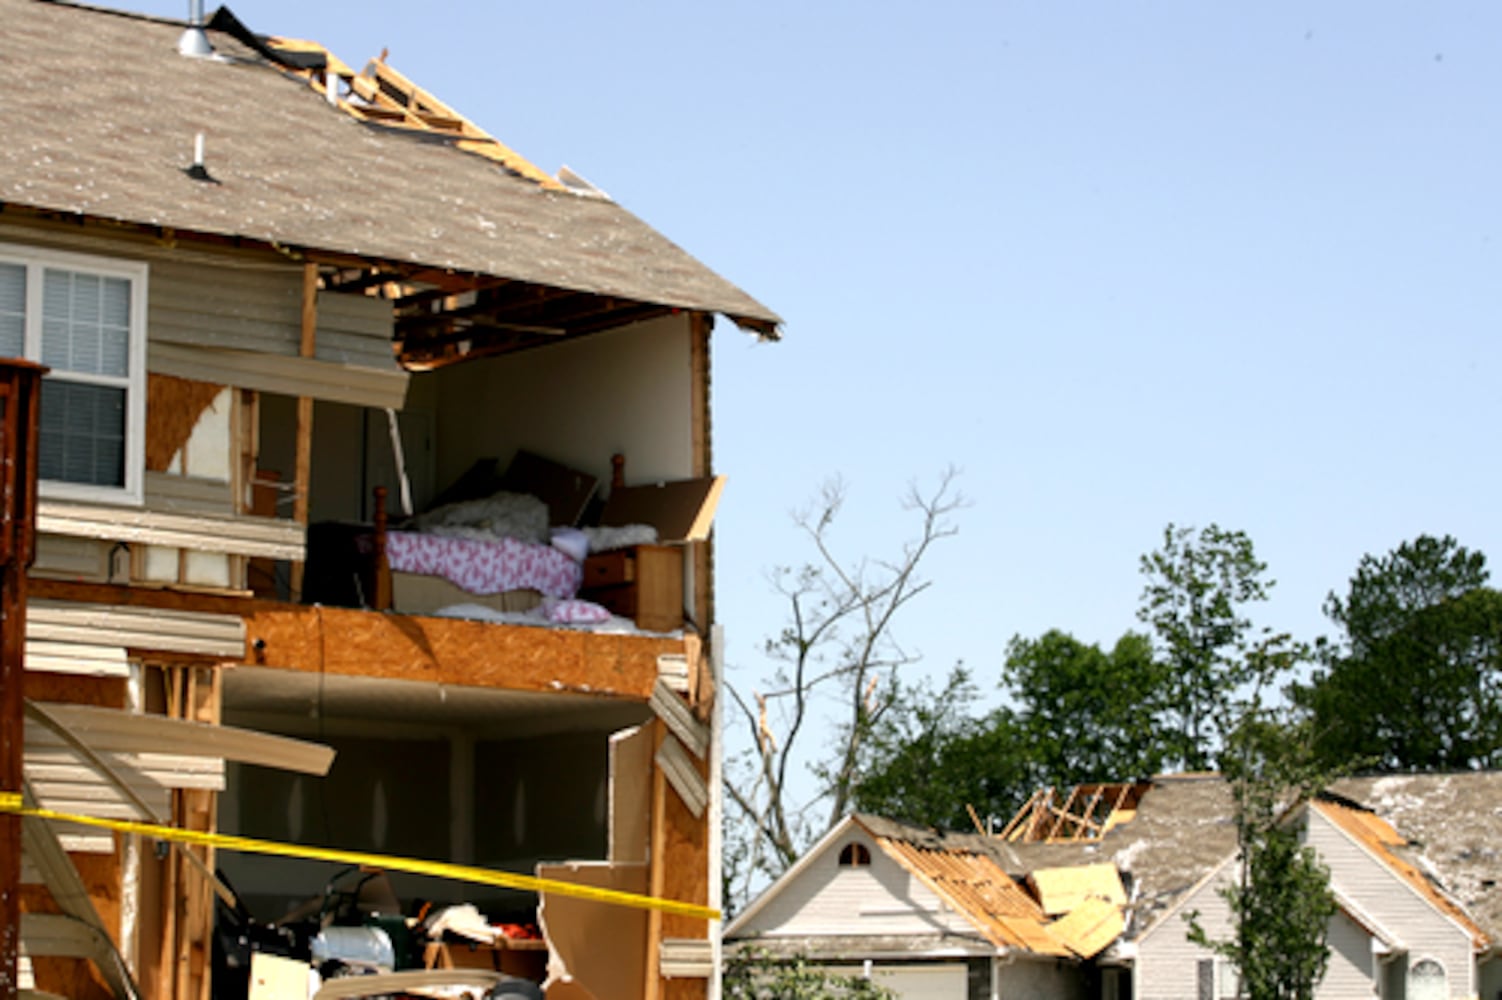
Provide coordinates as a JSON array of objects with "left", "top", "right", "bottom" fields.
[
  {"left": 1029, "top": 862, "right": 1126, "bottom": 917},
  {"left": 1049, "top": 896, "right": 1125, "bottom": 959}
]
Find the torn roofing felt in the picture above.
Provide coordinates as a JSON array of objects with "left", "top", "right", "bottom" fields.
[{"left": 0, "top": 0, "right": 780, "bottom": 335}]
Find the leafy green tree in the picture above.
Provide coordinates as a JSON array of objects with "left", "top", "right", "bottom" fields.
[
  {"left": 855, "top": 631, "right": 1172, "bottom": 829},
  {"left": 853, "top": 669, "right": 1037, "bottom": 829},
  {"left": 1138, "top": 523, "right": 1277, "bottom": 771},
  {"left": 1300, "top": 535, "right": 1502, "bottom": 771},
  {"left": 724, "top": 949, "right": 896, "bottom": 999},
  {"left": 1003, "top": 629, "right": 1169, "bottom": 783},
  {"left": 1189, "top": 654, "right": 1336, "bottom": 1000}
]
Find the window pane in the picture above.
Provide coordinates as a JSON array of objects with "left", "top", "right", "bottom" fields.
[
  {"left": 0, "top": 263, "right": 23, "bottom": 358},
  {"left": 39, "top": 378, "right": 126, "bottom": 488},
  {"left": 41, "top": 267, "right": 130, "bottom": 378},
  {"left": 101, "top": 277, "right": 130, "bottom": 327}
]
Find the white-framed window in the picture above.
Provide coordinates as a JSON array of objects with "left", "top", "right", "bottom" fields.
[
  {"left": 1407, "top": 957, "right": 1446, "bottom": 1000},
  {"left": 0, "top": 243, "right": 147, "bottom": 505},
  {"left": 1196, "top": 957, "right": 1239, "bottom": 1000},
  {"left": 838, "top": 842, "right": 872, "bottom": 867}
]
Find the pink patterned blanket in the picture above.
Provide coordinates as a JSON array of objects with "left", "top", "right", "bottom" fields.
[{"left": 384, "top": 531, "right": 582, "bottom": 599}]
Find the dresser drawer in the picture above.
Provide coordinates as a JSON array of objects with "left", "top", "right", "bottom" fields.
[
  {"left": 583, "top": 549, "right": 635, "bottom": 587},
  {"left": 580, "top": 544, "right": 683, "bottom": 631}
]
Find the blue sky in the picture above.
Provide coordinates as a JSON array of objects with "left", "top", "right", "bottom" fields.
[{"left": 142, "top": 2, "right": 1501, "bottom": 706}]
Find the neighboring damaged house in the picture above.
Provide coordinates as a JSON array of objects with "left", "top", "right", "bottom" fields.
[
  {"left": 730, "top": 775, "right": 1502, "bottom": 1000},
  {"left": 722, "top": 815, "right": 1126, "bottom": 1000},
  {"left": 1011, "top": 772, "right": 1502, "bottom": 1000},
  {"left": 0, "top": 1, "right": 778, "bottom": 998}
]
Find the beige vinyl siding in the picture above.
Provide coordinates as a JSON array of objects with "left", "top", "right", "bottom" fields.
[
  {"left": 314, "top": 290, "right": 398, "bottom": 369},
  {"left": 1321, "top": 909, "right": 1378, "bottom": 997},
  {"left": 1134, "top": 861, "right": 1234, "bottom": 1000},
  {"left": 150, "top": 341, "right": 408, "bottom": 410},
  {"left": 736, "top": 829, "right": 974, "bottom": 940},
  {"left": 144, "top": 471, "right": 235, "bottom": 516},
  {"left": 0, "top": 218, "right": 402, "bottom": 390},
  {"left": 27, "top": 601, "right": 245, "bottom": 658},
  {"left": 33, "top": 534, "right": 110, "bottom": 581},
  {"left": 146, "top": 257, "right": 302, "bottom": 352},
  {"left": 1305, "top": 809, "right": 1476, "bottom": 998}
]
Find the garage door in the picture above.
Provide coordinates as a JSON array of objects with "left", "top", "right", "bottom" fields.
[{"left": 871, "top": 963, "right": 969, "bottom": 1000}]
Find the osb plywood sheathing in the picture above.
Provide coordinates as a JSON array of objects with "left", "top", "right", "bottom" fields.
[{"left": 145, "top": 375, "right": 225, "bottom": 474}]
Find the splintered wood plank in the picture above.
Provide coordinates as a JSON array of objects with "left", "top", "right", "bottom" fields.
[
  {"left": 658, "top": 726, "right": 711, "bottom": 944},
  {"left": 243, "top": 604, "right": 678, "bottom": 699}
]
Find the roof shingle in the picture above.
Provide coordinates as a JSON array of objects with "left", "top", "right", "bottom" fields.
[{"left": 0, "top": 0, "right": 778, "bottom": 330}]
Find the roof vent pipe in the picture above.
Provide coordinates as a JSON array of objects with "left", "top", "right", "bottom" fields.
[{"left": 177, "top": 0, "right": 214, "bottom": 58}]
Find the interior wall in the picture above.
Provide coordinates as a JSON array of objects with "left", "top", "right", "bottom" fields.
[
  {"left": 220, "top": 733, "right": 451, "bottom": 919},
  {"left": 473, "top": 732, "right": 610, "bottom": 868},
  {"left": 426, "top": 314, "right": 695, "bottom": 496},
  {"left": 217, "top": 721, "right": 615, "bottom": 923}
]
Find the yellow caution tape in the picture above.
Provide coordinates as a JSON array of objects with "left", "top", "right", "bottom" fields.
[{"left": 0, "top": 791, "right": 717, "bottom": 921}]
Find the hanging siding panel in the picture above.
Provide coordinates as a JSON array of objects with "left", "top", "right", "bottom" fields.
[
  {"left": 24, "top": 640, "right": 129, "bottom": 678},
  {"left": 149, "top": 341, "right": 408, "bottom": 409},
  {"left": 27, "top": 600, "right": 246, "bottom": 659},
  {"left": 38, "top": 499, "right": 305, "bottom": 562}
]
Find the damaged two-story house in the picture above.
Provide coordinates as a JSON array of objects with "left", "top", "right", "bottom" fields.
[{"left": 0, "top": 1, "right": 778, "bottom": 998}]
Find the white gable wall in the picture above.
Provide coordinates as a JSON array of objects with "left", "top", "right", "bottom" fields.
[
  {"left": 1134, "top": 862, "right": 1235, "bottom": 1000},
  {"left": 1305, "top": 808, "right": 1476, "bottom": 998},
  {"left": 1136, "top": 877, "right": 1386, "bottom": 1000},
  {"left": 732, "top": 828, "right": 974, "bottom": 940}
]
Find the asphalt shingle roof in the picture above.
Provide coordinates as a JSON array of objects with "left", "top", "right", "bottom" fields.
[{"left": 0, "top": 0, "right": 778, "bottom": 330}]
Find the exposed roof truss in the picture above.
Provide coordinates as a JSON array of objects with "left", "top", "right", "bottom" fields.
[{"left": 1000, "top": 783, "right": 1149, "bottom": 844}]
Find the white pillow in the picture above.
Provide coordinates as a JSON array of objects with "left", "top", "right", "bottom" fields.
[{"left": 550, "top": 526, "right": 590, "bottom": 563}]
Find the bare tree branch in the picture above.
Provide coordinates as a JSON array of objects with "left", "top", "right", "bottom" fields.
[{"left": 724, "top": 469, "right": 964, "bottom": 907}]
